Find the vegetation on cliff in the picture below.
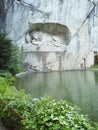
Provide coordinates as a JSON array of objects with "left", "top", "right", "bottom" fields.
[{"left": 0, "top": 33, "right": 23, "bottom": 75}]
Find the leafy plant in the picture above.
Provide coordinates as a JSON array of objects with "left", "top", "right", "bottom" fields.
[
  {"left": 0, "top": 70, "right": 15, "bottom": 85},
  {"left": 0, "top": 95, "right": 98, "bottom": 130},
  {"left": 0, "top": 77, "right": 16, "bottom": 98},
  {"left": 28, "top": 96, "right": 97, "bottom": 130}
]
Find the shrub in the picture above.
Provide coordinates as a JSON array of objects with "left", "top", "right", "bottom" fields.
[
  {"left": 0, "top": 70, "right": 15, "bottom": 85},
  {"left": 0, "top": 95, "right": 98, "bottom": 130},
  {"left": 26, "top": 97, "right": 97, "bottom": 130},
  {"left": 0, "top": 75, "right": 16, "bottom": 97}
]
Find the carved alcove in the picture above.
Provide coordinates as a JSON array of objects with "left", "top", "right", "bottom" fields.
[{"left": 23, "top": 23, "right": 71, "bottom": 71}]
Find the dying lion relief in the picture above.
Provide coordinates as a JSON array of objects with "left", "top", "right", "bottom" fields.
[{"left": 22, "top": 23, "right": 71, "bottom": 71}]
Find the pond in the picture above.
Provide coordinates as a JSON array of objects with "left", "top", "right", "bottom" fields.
[{"left": 16, "top": 70, "right": 98, "bottom": 122}]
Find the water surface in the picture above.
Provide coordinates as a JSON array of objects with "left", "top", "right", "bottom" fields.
[{"left": 16, "top": 70, "right": 98, "bottom": 122}]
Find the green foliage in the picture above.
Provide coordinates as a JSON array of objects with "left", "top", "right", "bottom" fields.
[
  {"left": 0, "top": 74, "right": 24, "bottom": 129},
  {"left": 0, "top": 75, "right": 16, "bottom": 97},
  {"left": 0, "top": 94, "right": 98, "bottom": 130},
  {"left": 0, "top": 33, "right": 23, "bottom": 75},
  {"left": 91, "top": 65, "right": 98, "bottom": 69},
  {"left": 0, "top": 77, "right": 8, "bottom": 94},
  {"left": 27, "top": 97, "right": 97, "bottom": 130},
  {"left": 0, "top": 70, "right": 15, "bottom": 85},
  {"left": 0, "top": 92, "right": 32, "bottom": 130}
]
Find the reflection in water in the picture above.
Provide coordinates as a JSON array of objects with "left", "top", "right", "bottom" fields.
[{"left": 16, "top": 70, "right": 98, "bottom": 122}]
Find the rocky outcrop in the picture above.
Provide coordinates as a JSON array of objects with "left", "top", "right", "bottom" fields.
[{"left": 0, "top": 0, "right": 98, "bottom": 71}]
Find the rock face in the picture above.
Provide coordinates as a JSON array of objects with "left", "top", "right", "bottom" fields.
[{"left": 1, "top": 0, "right": 98, "bottom": 71}]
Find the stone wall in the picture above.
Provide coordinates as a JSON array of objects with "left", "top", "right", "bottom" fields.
[{"left": 1, "top": 0, "right": 98, "bottom": 71}]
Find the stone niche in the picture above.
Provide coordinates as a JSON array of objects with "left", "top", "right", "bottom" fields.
[{"left": 22, "top": 23, "right": 71, "bottom": 72}]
